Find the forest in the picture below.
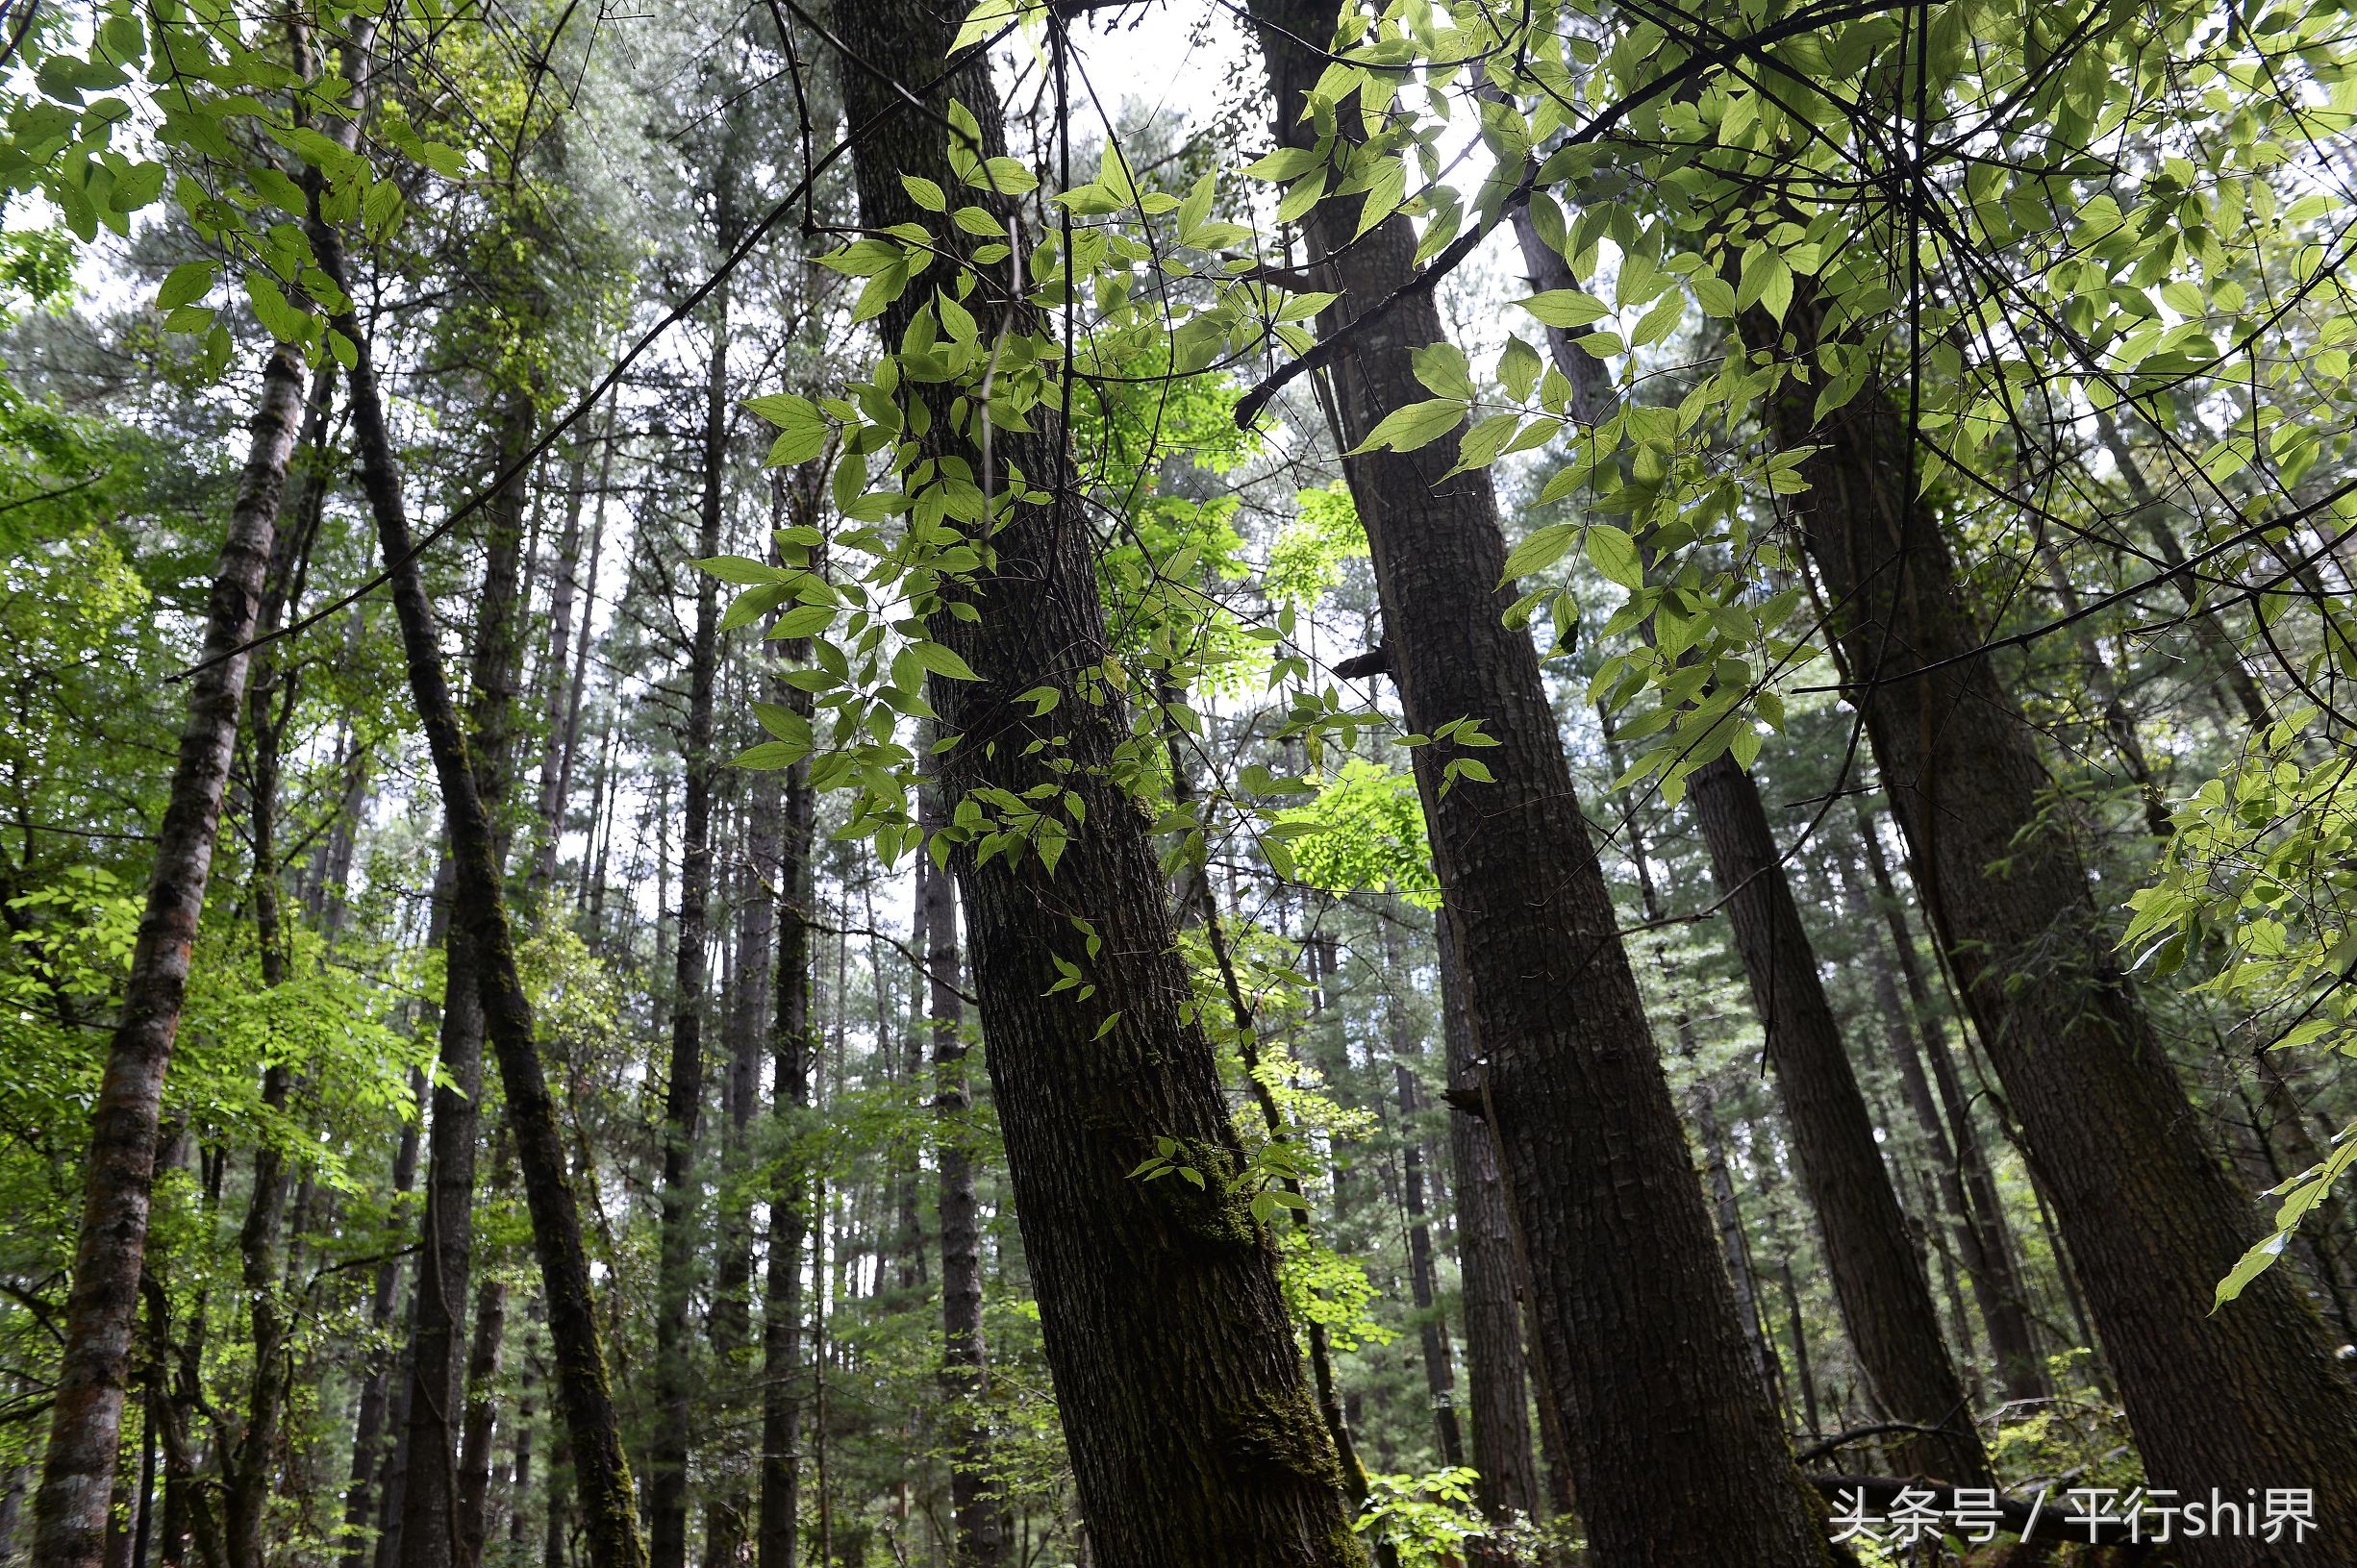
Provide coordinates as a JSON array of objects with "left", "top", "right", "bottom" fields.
[{"left": 3, "top": 0, "right": 2356, "bottom": 1562}]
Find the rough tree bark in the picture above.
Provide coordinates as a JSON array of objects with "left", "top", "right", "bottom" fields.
[
  {"left": 919, "top": 765, "right": 1003, "bottom": 1568},
  {"left": 758, "top": 483, "right": 819, "bottom": 1568},
  {"left": 1244, "top": 7, "right": 1840, "bottom": 1561},
  {"left": 1750, "top": 284, "right": 2357, "bottom": 1565},
  {"left": 30, "top": 336, "right": 310, "bottom": 1568},
  {"left": 1849, "top": 814, "right": 2046, "bottom": 1401},
  {"left": 342, "top": 1072, "right": 429, "bottom": 1568},
  {"left": 829, "top": 6, "right": 1364, "bottom": 1560},
  {"left": 651, "top": 145, "right": 738, "bottom": 1568},
  {"left": 399, "top": 382, "right": 535, "bottom": 1568},
  {"left": 313, "top": 111, "right": 648, "bottom": 1568},
  {"left": 1686, "top": 755, "right": 1990, "bottom": 1484},
  {"left": 1380, "top": 923, "right": 1462, "bottom": 1471},
  {"left": 1437, "top": 929, "right": 1539, "bottom": 1560}
]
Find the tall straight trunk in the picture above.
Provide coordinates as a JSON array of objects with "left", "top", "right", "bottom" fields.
[
  {"left": 1601, "top": 713, "right": 1784, "bottom": 1411},
  {"left": 344, "top": 1071, "right": 429, "bottom": 1568},
  {"left": 919, "top": 769, "right": 1002, "bottom": 1568},
  {"left": 31, "top": 330, "right": 310, "bottom": 1568},
  {"left": 454, "top": 1271, "right": 507, "bottom": 1568},
  {"left": 1838, "top": 862, "right": 2036, "bottom": 1404},
  {"left": 530, "top": 436, "right": 592, "bottom": 894},
  {"left": 223, "top": 1055, "right": 296, "bottom": 1568},
  {"left": 706, "top": 741, "right": 771, "bottom": 1568},
  {"left": 1380, "top": 923, "right": 1461, "bottom": 1471},
  {"left": 401, "top": 383, "right": 535, "bottom": 1568},
  {"left": 372, "top": 1323, "right": 414, "bottom": 1568},
  {"left": 508, "top": 1327, "right": 538, "bottom": 1556},
  {"left": 2250, "top": 1052, "right": 2357, "bottom": 1340},
  {"left": 1245, "top": 7, "right": 1836, "bottom": 1562},
  {"left": 553, "top": 406, "right": 616, "bottom": 870},
  {"left": 1392, "top": 1068, "right": 1462, "bottom": 1469},
  {"left": 651, "top": 175, "right": 735, "bottom": 1568},
  {"left": 829, "top": 10, "right": 1362, "bottom": 1560},
  {"left": 1692, "top": 1082, "right": 1782, "bottom": 1415},
  {"left": 220, "top": 359, "right": 335, "bottom": 1568},
  {"left": 1851, "top": 818, "right": 2045, "bottom": 1399},
  {"left": 1437, "top": 928, "right": 1538, "bottom": 1554},
  {"left": 313, "top": 101, "right": 647, "bottom": 1568},
  {"left": 1686, "top": 757, "right": 1989, "bottom": 1483},
  {"left": 1751, "top": 285, "right": 2357, "bottom": 1562},
  {"left": 757, "top": 545, "right": 817, "bottom": 1568},
  {"left": 1779, "top": 1261, "right": 1821, "bottom": 1435}
]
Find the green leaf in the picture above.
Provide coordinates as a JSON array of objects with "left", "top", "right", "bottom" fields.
[
  {"left": 1244, "top": 145, "right": 1325, "bottom": 183},
  {"left": 753, "top": 701, "right": 813, "bottom": 746},
  {"left": 693, "top": 554, "right": 785, "bottom": 585},
  {"left": 1410, "top": 342, "right": 1476, "bottom": 400},
  {"left": 733, "top": 738, "right": 813, "bottom": 769},
  {"left": 157, "top": 260, "right": 214, "bottom": 311},
  {"left": 910, "top": 640, "right": 981, "bottom": 681},
  {"left": 1348, "top": 397, "right": 1467, "bottom": 455},
  {"left": 745, "top": 393, "right": 830, "bottom": 465},
  {"left": 1501, "top": 523, "right": 1577, "bottom": 581},
  {"left": 1499, "top": 336, "right": 1542, "bottom": 401},
  {"left": 1585, "top": 524, "right": 1643, "bottom": 591},
  {"left": 1517, "top": 289, "right": 1610, "bottom": 329},
  {"left": 765, "top": 604, "right": 836, "bottom": 639}
]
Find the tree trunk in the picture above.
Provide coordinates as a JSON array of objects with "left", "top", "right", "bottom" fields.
[
  {"left": 454, "top": 1272, "right": 508, "bottom": 1568},
  {"left": 1242, "top": 10, "right": 1838, "bottom": 1561},
  {"left": 651, "top": 177, "right": 735, "bottom": 1568},
  {"left": 314, "top": 101, "right": 648, "bottom": 1568},
  {"left": 31, "top": 321, "right": 310, "bottom": 1568},
  {"left": 1437, "top": 927, "right": 1538, "bottom": 1555},
  {"left": 1686, "top": 756, "right": 1989, "bottom": 1483},
  {"left": 342, "top": 1070, "right": 429, "bottom": 1568},
  {"left": 1381, "top": 923, "right": 1462, "bottom": 1472},
  {"left": 829, "top": 9, "right": 1364, "bottom": 1560},
  {"left": 401, "top": 382, "right": 535, "bottom": 1568},
  {"left": 1751, "top": 284, "right": 2357, "bottom": 1563},
  {"left": 1692, "top": 1082, "right": 1784, "bottom": 1417},
  {"left": 757, "top": 485, "right": 818, "bottom": 1568},
  {"left": 1851, "top": 818, "right": 2047, "bottom": 1401},
  {"left": 707, "top": 685, "right": 772, "bottom": 1568},
  {"left": 529, "top": 436, "right": 592, "bottom": 894},
  {"left": 919, "top": 767, "right": 1002, "bottom": 1568}
]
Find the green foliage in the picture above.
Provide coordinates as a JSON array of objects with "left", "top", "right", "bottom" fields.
[
  {"left": 1354, "top": 1468, "right": 1487, "bottom": 1566},
  {"left": 1280, "top": 759, "right": 1439, "bottom": 908}
]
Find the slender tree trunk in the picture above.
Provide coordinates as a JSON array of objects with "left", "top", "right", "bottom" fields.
[
  {"left": 830, "top": 10, "right": 1363, "bottom": 1559},
  {"left": 1437, "top": 926, "right": 1538, "bottom": 1556},
  {"left": 1692, "top": 1083, "right": 1783, "bottom": 1416},
  {"left": 1851, "top": 819, "right": 2046, "bottom": 1400},
  {"left": 454, "top": 1270, "right": 508, "bottom": 1568},
  {"left": 651, "top": 170, "right": 736, "bottom": 1568},
  {"left": 758, "top": 514, "right": 816, "bottom": 1568},
  {"left": 1245, "top": 7, "right": 1837, "bottom": 1561},
  {"left": 1381, "top": 923, "right": 1462, "bottom": 1471},
  {"left": 509, "top": 1343, "right": 538, "bottom": 1557},
  {"left": 343, "top": 1069, "right": 429, "bottom": 1568},
  {"left": 707, "top": 711, "right": 771, "bottom": 1568},
  {"left": 530, "top": 437, "right": 592, "bottom": 893},
  {"left": 1686, "top": 757, "right": 1989, "bottom": 1483},
  {"left": 554, "top": 407, "right": 615, "bottom": 874},
  {"left": 1780, "top": 1262, "right": 1821, "bottom": 1436},
  {"left": 31, "top": 335, "right": 310, "bottom": 1568},
  {"left": 919, "top": 765, "right": 1002, "bottom": 1568},
  {"left": 313, "top": 101, "right": 648, "bottom": 1568},
  {"left": 401, "top": 383, "right": 535, "bottom": 1568},
  {"left": 1751, "top": 284, "right": 2357, "bottom": 1563}
]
